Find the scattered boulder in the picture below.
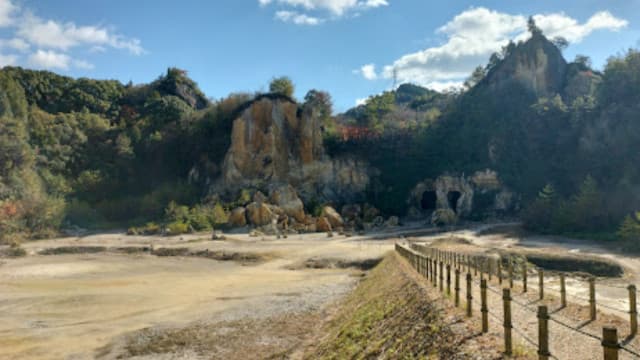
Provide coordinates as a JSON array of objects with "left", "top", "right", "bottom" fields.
[
  {"left": 321, "top": 206, "right": 344, "bottom": 228},
  {"left": 246, "top": 202, "right": 274, "bottom": 226},
  {"left": 228, "top": 207, "right": 247, "bottom": 227},
  {"left": 269, "top": 184, "right": 306, "bottom": 222},
  {"left": 253, "top": 191, "right": 268, "bottom": 204},
  {"left": 363, "top": 205, "right": 380, "bottom": 222},
  {"left": 316, "top": 217, "right": 332, "bottom": 232},
  {"left": 341, "top": 204, "right": 361, "bottom": 221}
]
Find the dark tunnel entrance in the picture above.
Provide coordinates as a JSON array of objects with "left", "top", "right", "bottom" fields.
[
  {"left": 420, "top": 191, "right": 437, "bottom": 211},
  {"left": 447, "top": 191, "right": 462, "bottom": 213}
]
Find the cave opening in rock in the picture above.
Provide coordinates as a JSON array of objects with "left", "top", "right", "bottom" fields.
[
  {"left": 420, "top": 191, "right": 437, "bottom": 211},
  {"left": 448, "top": 191, "right": 462, "bottom": 213}
]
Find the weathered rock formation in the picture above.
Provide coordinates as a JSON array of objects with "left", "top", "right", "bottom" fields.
[
  {"left": 220, "top": 95, "right": 369, "bottom": 203},
  {"left": 409, "top": 169, "right": 517, "bottom": 222}
]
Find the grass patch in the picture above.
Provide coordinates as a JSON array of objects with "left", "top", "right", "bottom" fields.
[
  {"left": 306, "top": 253, "right": 459, "bottom": 359},
  {"left": 291, "top": 257, "right": 382, "bottom": 271},
  {"left": 523, "top": 253, "right": 623, "bottom": 278},
  {"left": 38, "top": 246, "right": 107, "bottom": 255}
]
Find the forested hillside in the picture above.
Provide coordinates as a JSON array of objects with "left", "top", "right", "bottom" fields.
[{"left": 2, "top": 21, "right": 640, "bottom": 246}]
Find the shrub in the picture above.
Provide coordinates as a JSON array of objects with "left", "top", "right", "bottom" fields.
[{"left": 166, "top": 221, "right": 190, "bottom": 236}]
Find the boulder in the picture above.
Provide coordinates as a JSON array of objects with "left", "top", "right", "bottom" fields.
[
  {"left": 269, "top": 184, "right": 306, "bottom": 222},
  {"left": 246, "top": 202, "right": 274, "bottom": 226},
  {"left": 227, "top": 207, "right": 247, "bottom": 227},
  {"left": 316, "top": 217, "right": 332, "bottom": 232},
  {"left": 341, "top": 204, "right": 361, "bottom": 221},
  {"left": 363, "top": 205, "right": 380, "bottom": 222},
  {"left": 321, "top": 206, "right": 344, "bottom": 228},
  {"left": 253, "top": 191, "right": 268, "bottom": 204}
]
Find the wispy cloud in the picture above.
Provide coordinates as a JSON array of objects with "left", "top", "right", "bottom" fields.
[
  {"left": 0, "top": 0, "right": 144, "bottom": 71},
  {"left": 261, "top": 0, "right": 388, "bottom": 25}
]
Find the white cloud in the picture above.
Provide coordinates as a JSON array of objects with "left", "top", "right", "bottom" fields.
[
  {"left": 0, "top": 0, "right": 16, "bottom": 27},
  {"left": 360, "top": 7, "right": 627, "bottom": 91},
  {"left": 28, "top": 49, "right": 71, "bottom": 70},
  {"left": 358, "top": 63, "right": 377, "bottom": 80},
  {"left": 0, "top": 37, "right": 29, "bottom": 52},
  {"left": 275, "top": 10, "right": 323, "bottom": 25},
  {"left": 73, "top": 59, "right": 94, "bottom": 70},
  {"left": 18, "top": 13, "right": 144, "bottom": 55},
  {"left": 261, "top": 0, "right": 388, "bottom": 24},
  {"left": 355, "top": 97, "right": 368, "bottom": 106}
]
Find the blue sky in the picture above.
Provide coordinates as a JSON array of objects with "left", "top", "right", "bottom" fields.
[{"left": 1, "top": 0, "right": 639, "bottom": 112}]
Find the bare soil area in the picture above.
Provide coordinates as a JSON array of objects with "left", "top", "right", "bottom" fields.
[{"left": 0, "top": 231, "right": 393, "bottom": 359}]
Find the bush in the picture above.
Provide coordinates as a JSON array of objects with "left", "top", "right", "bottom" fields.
[
  {"left": 166, "top": 221, "right": 190, "bottom": 236},
  {"left": 618, "top": 212, "right": 640, "bottom": 251}
]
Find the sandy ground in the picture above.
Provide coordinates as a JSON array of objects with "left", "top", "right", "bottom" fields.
[
  {"left": 0, "top": 230, "right": 397, "bottom": 359},
  {"left": 3, "top": 222, "right": 639, "bottom": 359}
]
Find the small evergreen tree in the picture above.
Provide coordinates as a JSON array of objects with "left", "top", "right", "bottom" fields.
[{"left": 269, "top": 76, "right": 295, "bottom": 98}]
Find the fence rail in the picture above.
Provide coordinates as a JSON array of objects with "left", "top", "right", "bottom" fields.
[{"left": 395, "top": 243, "right": 640, "bottom": 360}]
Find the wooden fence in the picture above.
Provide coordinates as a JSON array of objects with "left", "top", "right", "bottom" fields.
[{"left": 395, "top": 243, "right": 640, "bottom": 360}]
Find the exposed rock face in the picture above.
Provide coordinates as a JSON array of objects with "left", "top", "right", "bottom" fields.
[
  {"left": 409, "top": 169, "right": 518, "bottom": 221},
  {"left": 246, "top": 202, "right": 274, "bottom": 227},
  {"left": 228, "top": 207, "right": 247, "bottom": 227},
  {"left": 316, "top": 217, "right": 332, "bottom": 232},
  {"left": 269, "top": 184, "right": 305, "bottom": 222},
  {"left": 486, "top": 33, "right": 567, "bottom": 98},
  {"left": 321, "top": 206, "right": 343, "bottom": 228},
  {"left": 220, "top": 95, "right": 370, "bottom": 203}
]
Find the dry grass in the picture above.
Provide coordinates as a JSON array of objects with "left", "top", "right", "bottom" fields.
[{"left": 304, "top": 252, "right": 523, "bottom": 359}]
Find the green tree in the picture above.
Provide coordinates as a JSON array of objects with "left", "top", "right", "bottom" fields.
[{"left": 269, "top": 76, "right": 295, "bottom": 98}]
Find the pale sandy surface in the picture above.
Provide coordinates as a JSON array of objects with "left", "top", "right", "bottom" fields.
[{"left": 0, "top": 230, "right": 396, "bottom": 359}]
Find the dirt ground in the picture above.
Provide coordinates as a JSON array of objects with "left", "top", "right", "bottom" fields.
[
  {"left": 2, "top": 223, "right": 639, "bottom": 359},
  {"left": 0, "top": 230, "right": 396, "bottom": 359}
]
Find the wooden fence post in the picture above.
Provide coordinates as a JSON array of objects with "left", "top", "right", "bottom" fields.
[
  {"left": 498, "top": 259, "right": 503, "bottom": 285},
  {"left": 560, "top": 273, "right": 567, "bottom": 308},
  {"left": 538, "top": 305, "right": 550, "bottom": 360},
  {"left": 508, "top": 258, "right": 514, "bottom": 289},
  {"left": 446, "top": 264, "right": 451, "bottom": 295},
  {"left": 455, "top": 268, "right": 460, "bottom": 307},
  {"left": 503, "top": 288, "right": 513, "bottom": 356},
  {"left": 474, "top": 256, "right": 478, "bottom": 276},
  {"left": 488, "top": 259, "right": 493, "bottom": 281},
  {"left": 589, "top": 277, "right": 596, "bottom": 321},
  {"left": 481, "top": 279, "right": 488, "bottom": 333},
  {"left": 602, "top": 327, "right": 619, "bottom": 360},
  {"left": 629, "top": 285, "right": 637, "bottom": 336},
  {"left": 522, "top": 260, "right": 527, "bottom": 293},
  {"left": 539, "top": 269, "right": 544, "bottom": 300},
  {"left": 433, "top": 259, "right": 438, "bottom": 288},
  {"left": 466, "top": 272, "right": 473, "bottom": 317},
  {"left": 440, "top": 261, "right": 444, "bottom": 292}
]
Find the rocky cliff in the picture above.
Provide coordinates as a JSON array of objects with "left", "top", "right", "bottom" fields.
[{"left": 221, "top": 94, "right": 370, "bottom": 203}]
